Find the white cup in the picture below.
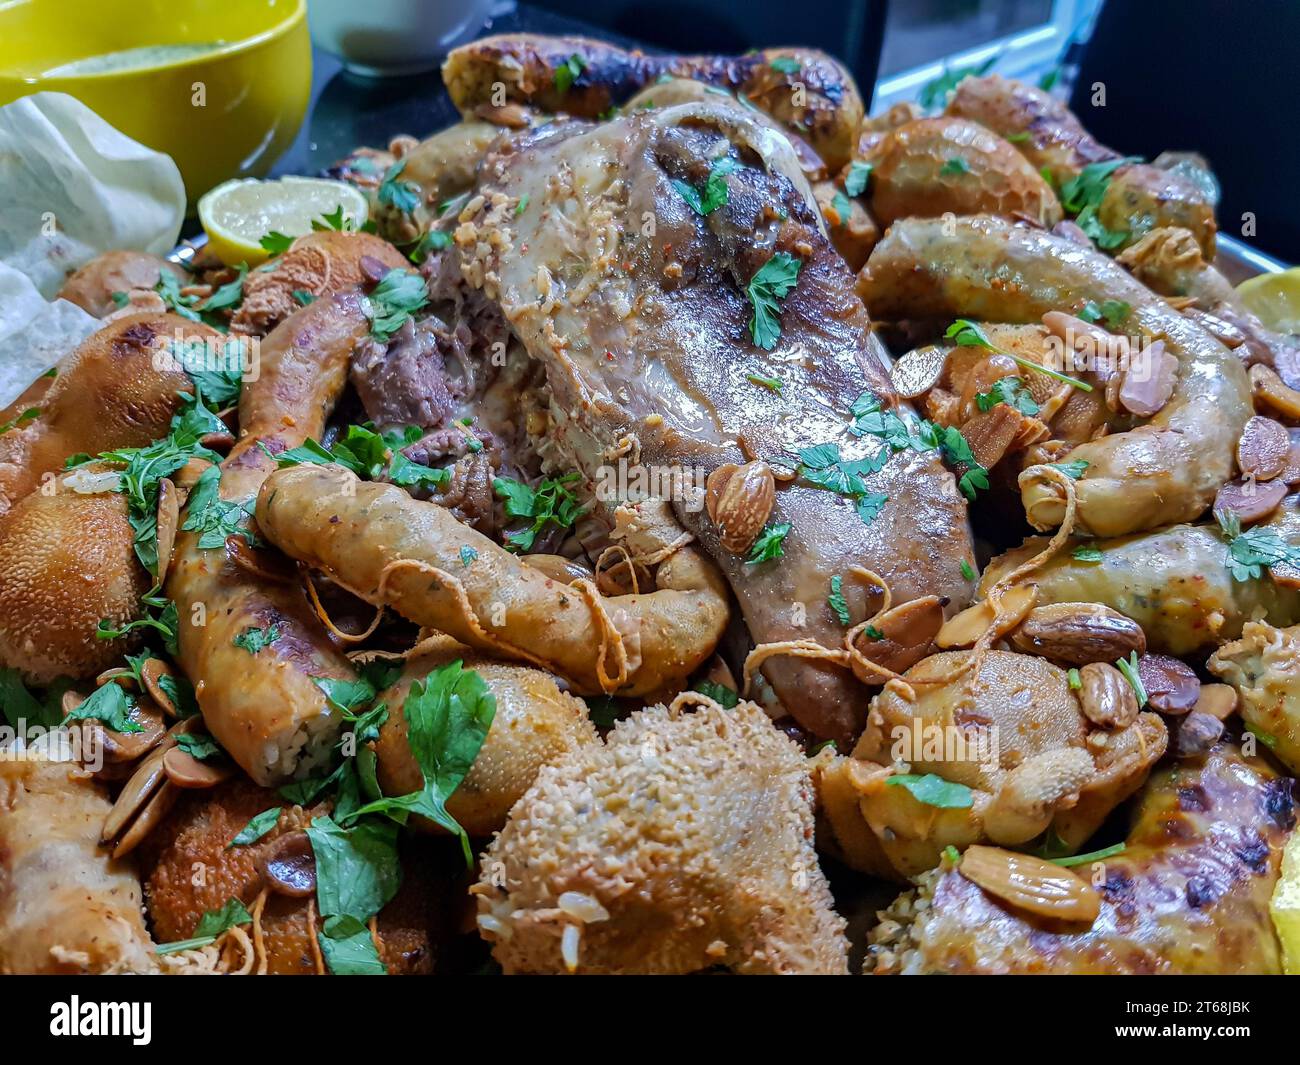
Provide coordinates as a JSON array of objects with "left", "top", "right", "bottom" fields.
[{"left": 308, "top": 0, "right": 495, "bottom": 76}]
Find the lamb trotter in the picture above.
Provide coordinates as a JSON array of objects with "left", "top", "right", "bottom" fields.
[{"left": 455, "top": 103, "right": 975, "bottom": 744}]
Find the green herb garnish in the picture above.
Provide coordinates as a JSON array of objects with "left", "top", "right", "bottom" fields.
[{"left": 746, "top": 252, "right": 801, "bottom": 350}]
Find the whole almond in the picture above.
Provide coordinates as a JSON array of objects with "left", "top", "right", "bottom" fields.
[
  {"left": 1011, "top": 602, "right": 1146, "bottom": 665},
  {"left": 706, "top": 460, "right": 775, "bottom": 554},
  {"left": 1077, "top": 662, "right": 1139, "bottom": 729}
]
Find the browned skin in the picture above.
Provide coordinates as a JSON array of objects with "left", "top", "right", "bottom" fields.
[
  {"left": 458, "top": 106, "right": 974, "bottom": 745},
  {"left": 859, "top": 215, "right": 1251, "bottom": 537},
  {"left": 863, "top": 117, "right": 1062, "bottom": 229},
  {"left": 232, "top": 230, "right": 406, "bottom": 336},
  {"left": 0, "top": 473, "right": 149, "bottom": 681},
  {"left": 441, "top": 33, "right": 864, "bottom": 171},
  {"left": 166, "top": 295, "right": 371, "bottom": 785},
  {"left": 0, "top": 313, "right": 217, "bottom": 514},
  {"left": 1119, "top": 226, "right": 1300, "bottom": 387},
  {"left": 141, "top": 779, "right": 438, "bottom": 974},
  {"left": 256, "top": 465, "right": 730, "bottom": 698},
  {"left": 945, "top": 74, "right": 1216, "bottom": 257},
  {"left": 869, "top": 743, "right": 1294, "bottom": 974},
  {"left": 0, "top": 758, "right": 157, "bottom": 974},
  {"left": 57, "top": 251, "right": 186, "bottom": 318}
]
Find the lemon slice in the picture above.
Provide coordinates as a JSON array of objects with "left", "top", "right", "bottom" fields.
[
  {"left": 1270, "top": 827, "right": 1300, "bottom": 973},
  {"left": 198, "top": 177, "right": 370, "bottom": 267},
  {"left": 1237, "top": 268, "right": 1300, "bottom": 335}
]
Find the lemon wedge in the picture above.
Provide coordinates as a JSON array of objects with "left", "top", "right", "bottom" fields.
[
  {"left": 1270, "top": 827, "right": 1300, "bottom": 973},
  {"left": 198, "top": 177, "right": 370, "bottom": 267},
  {"left": 1237, "top": 268, "right": 1300, "bottom": 335}
]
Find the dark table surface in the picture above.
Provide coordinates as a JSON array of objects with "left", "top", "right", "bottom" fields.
[{"left": 269, "top": 2, "right": 625, "bottom": 181}]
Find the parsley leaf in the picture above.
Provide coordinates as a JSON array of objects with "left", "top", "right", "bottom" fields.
[
  {"left": 746, "top": 252, "right": 801, "bottom": 350},
  {"left": 365, "top": 269, "right": 428, "bottom": 342},
  {"left": 885, "top": 773, "right": 974, "bottom": 808},
  {"left": 1058, "top": 156, "right": 1141, "bottom": 249},
  {"left": 259, "top": 230, "right": 295, "bottom": 256},
  {"left": 672, "top": 156, "right": 740, "bottom": 216},
  {"left": 377, "top": 159, "right": 420, "bottom": 217},
  {"left": 233, "top": 624, "right": 280, "bottom": 655},
  {"left": 62, "top": 683, "right": 143, "bottom": 734},
  {"left": 827, "top": 574, "right": 851, "bottom": 625},
  {"left": 960, "top": 559, "right": 977, "bottom": 582},
  {"left": 844, "top": 160, "right": 873, "bottom": 198},
  {"left": 918, "top": 54, "right": 997, "bottom": 110},
  {"left": 747, "top": 522, "right": 791, "bottom": 564},
  {"left": 939, "top": 156, "right": 972, "bottom": 176},
  {"left": 692, "top": 680, "right": 739, "bottom": 708},
  {"left": 944, "top": 319, "right": 1092, "bottom": 392},
  {"left": 459, "top": 545, "right": 478, "bottom": 566},
  {"left": 1217, "top": 508, "right": 1300, "bottom": 581},
  {"left": 350, "top": 660, "right": 497, "bottom": 862},
  {"left": 554, "top": 53, "right": 586, "bottom": 94},
  {"left": 1072, "top": 544, "right": 1103, "bottom": 562},
  {"left": 769, "top": 56, "right": 801, "bottom": 75},
  {"left": 1078, "top": 299, "right": 1131, "bottom": 328},
  {"left": 409, "top": 228, "right": 452, "bottom": 264},
  {"left": 311, "top": 205, "right": 355, "bottom": 232},
  {"left": 1049, "top": 459, "right": 1090, "bottom": 480},
  {"left": 155, "top": 898, "right": 252, "bottom": 954},
  {"left": 493, "top": 473, "right": 586, "bottom": 552},
  {"left": 180, "top": 465, "right": 256, "bottom": 550},
  {"left": 176, "top": 731, "right": 222, "bottom": 761},
  {"left": 228, "top": 807, "right": 283, "bottom": 848},
  {"left": 975, "top": 376, "right": 1040, "bottom": 416}
]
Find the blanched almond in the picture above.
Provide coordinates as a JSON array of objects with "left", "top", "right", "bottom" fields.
[
  {"left": 1250, "top": 363, "right": 1300, "bottom": 420},
  {"left": 1118, "top": 341, "right": 1178, "bottom": 418},
  {"left": 1237, "top": 416, "right": 1290, "bottom": 481},
  {"left": 1213, "top": 477, "right": 1287, "bottom": 525},
  {"left": 958, "top": 845, "right": 1101, "bottom": 924},
  {"left": 849, "top": 595, "right": 944, "bottom": 680},
  {"left": 936, "top": 584, "right": 1038, "bottom": 649},
  {"left": 960, "top": 404, "right": 1022, "bottom": 470},
  {"left": 706, "top": 460, "right": 775, "bottom": 554},
  {"left": 1193, "top": 683, "right": 1238, "bottom": 720}
]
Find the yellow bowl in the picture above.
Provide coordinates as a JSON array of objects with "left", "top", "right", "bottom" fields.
[{"left": 0, "top": 0, "right": 311, "bottom": 204}]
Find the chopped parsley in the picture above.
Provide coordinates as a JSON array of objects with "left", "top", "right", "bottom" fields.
[
  {"left": 554, "top": 53, "right": 586, "bottom": 94},
  {"left": 0, "top": 407, "right": 38, "bottom": 435},
  {"left": 746, "top": 252, "right": 801, "bottom": 350},
  {"left": 1067, "top": 667, "right": 1082, "bottom": 690},
  {"left": 259, "top": 230, "right": 295, "bottom": 256},
  {"left": 408, "top": 229, "right": 451, "bottom": 264},
  {"left": 459, "top": 545, "right": 478, "bottom": 567},
  {"left": 939, "top": 156, "right": 972, "bottom": 176},
  {"left": 312, "top": 205, "right": 355, "bottom": 232},
  {"left": 1058, "top": 157, "right": 1142, "bottom": 250},
  {"left": 364, "top": 268, "right": 428, "bottom": 342},
  {"left": 61, "top": 682, "right": 143, "bottom": 734},
  {"left": 349, "top": 660, "right": 497, "bottom": 862},
  {"left": 493, "top": 473, "right": 586, "bottom": 552},
  {"left": 885, "top": 773, "right": 974, "bottom": 808},
  {"left": 975, "top": 376, "right": 1039, "bottom": 416},
  {"left": 1078, "top": 299, "right": 1131, "bottom": 328},
  {"left": 1049, "top": 459, "right": 1090, "bottom": 480},
  {"left": 515, "top": 194, "right": 530, "bottom": 217},
  {"left": 746, "top": 372, "right": 783, "bottom": 393},
  {"left": 176, "top": 731, "right": 222, "bottom": 761},
  {"left": 844, "top": 161, "right": 873, "bottom": 198},
  {"left": 831, "top": 190, "right": 853, "bottom": 224},
  {"left": 747, "top": 522, "right": 791, "bottom": 564},
  {"left": 918, "top": 54, "right": 997, "bottom": 110},
  {"left": 827, "top": 574, "right": 851, "bottom": 625},
  {"left": 672, "top": 156, "right": 740, "bottom": 216},
  {"left": 228, "top": 807, "right": 283, "bottom": 848},
  {"left": 960, "top": 559, "right": 977, "bottom": 582},
  {"left": 848, "top": 390, "right": 987, "bottom": 500},
  {"left": 377, "top": 159, "right": 420, "bottom": 217},
  {"left": 180, "top": 465, "right": 256, "bottom": 550},
  {"left": 692, "top": 680, "right": 739, "bottom": 708},
  {"left": 769, "top": 56, "right": 801, "bottom": 75},
  {"left": 233, "top": 624, "right": 280, "bottom": 655},
  {"left": 792, "top": 442, "right": 890, "bottom": 524},
  {"left": 1216, "top": 508, "right": 1300, "bottom": 582},
  {"left": 155, "top": 898, "right": 252, "bottom": 954},
  {"left": 1072, "top": 544, "right": 1103, "bottom": 563}
]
